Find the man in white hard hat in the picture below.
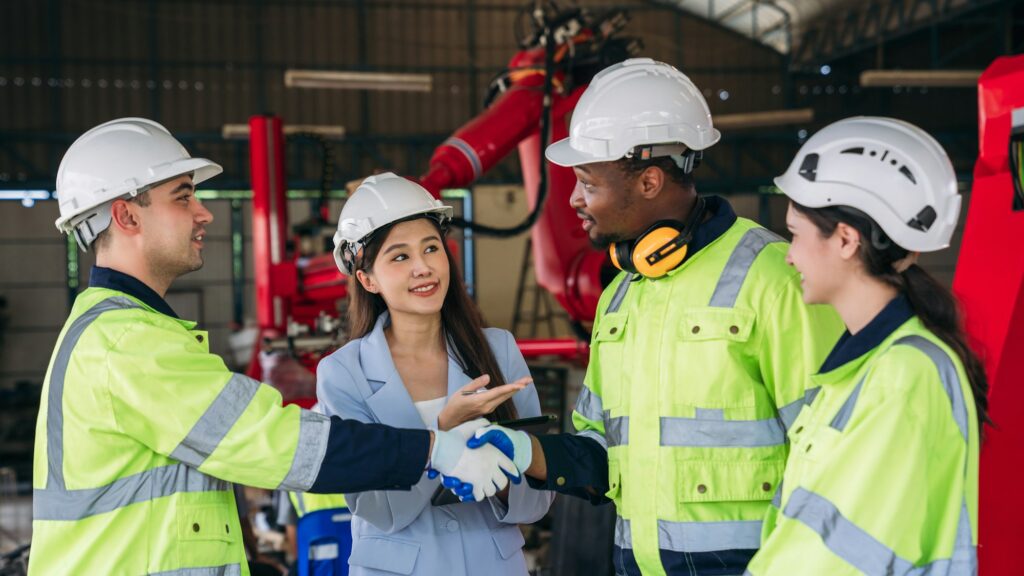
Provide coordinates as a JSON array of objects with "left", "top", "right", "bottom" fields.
[
  {"left": 466, "top": 59, "right": 845, "bottom": 575},
  {"left": 30, "top": 118, "right": 517, "bottom": 575}
]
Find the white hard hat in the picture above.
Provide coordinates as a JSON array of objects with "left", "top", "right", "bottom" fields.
[
  {"left": 333, "top": 172, "right": 453, "bottom": 274},
  {"left": 775, "top": 116, "right": 960, "bottom": 252},
  {"left": 55, "top": 117, "right": 222, "bottom": 251},
  {"left": 545, "top": 58, "right": 720, "bottom": 168}
]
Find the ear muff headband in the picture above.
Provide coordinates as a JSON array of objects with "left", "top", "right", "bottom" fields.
[{"left": 608, "top": 196, "right": 707, "bottom": 279}]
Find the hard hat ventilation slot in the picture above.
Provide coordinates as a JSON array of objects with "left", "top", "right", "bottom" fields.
[
  {"left": 907, "top": 205, "right": 937, "bottom": 232},
  {"left": 840, "top": 147, "right": 864, "bottom": 155},
  {"left": 798, "top": 153, "right": 819, "bottom": 182}
]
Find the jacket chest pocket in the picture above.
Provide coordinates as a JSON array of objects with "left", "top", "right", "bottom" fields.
[
  {"left": 177, "top": 502, "right": 236, "bottom": 565},
  {"left": 593, "top": 312, "right": 630, "bottom": 411},
  {"left": 668, "top": 307, "right": 758, "bottom": 411}
]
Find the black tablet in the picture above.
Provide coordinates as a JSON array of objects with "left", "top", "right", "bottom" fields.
[{"left": 429, "top": 414, "right": 558, "bottom": 506}]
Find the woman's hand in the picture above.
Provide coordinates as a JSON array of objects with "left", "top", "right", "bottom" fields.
[{"left": 437, "top": 375, "right": 530, "bottom": 431}]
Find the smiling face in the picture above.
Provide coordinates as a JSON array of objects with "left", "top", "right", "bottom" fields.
[
  {"left": 785, "top": 202, "right": 854, "bottom": 305},
  {"left": 569, "top": 161, "right": 646, "bottom": 248},
  {"left": 355, "top": 218, "right": 450, "bottom": 318},
  {"left": 137, "top": 174, "right": 213, "bottom": 279}
]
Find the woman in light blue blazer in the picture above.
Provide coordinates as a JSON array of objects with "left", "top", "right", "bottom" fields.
[{"left": 317, "top": 173, "right": 555, "bottom": 576}]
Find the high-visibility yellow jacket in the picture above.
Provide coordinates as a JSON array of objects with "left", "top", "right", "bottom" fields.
[
  {"left": 289, "top": 492, "right": 348, "bottom": 518},
  {"left": 31, "top": 278, "right": 428, "bottom": 576},
  {"left": 746, "top": 302, "right": 979, "bottom": 575},
  {"left": 567, "top": 200, "right": 843, "bottom": 576}
]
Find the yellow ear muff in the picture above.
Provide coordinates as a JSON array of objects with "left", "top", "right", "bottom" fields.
[{"left": 631, "top": 226, "right": 690, "bottom": 278}]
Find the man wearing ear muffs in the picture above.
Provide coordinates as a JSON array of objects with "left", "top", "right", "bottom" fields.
[{"left": 464, "top": 58, "right": 845, "bottom": 576}]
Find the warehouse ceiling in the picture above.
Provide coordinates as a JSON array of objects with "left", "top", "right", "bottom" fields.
[
  {"left": 649, "top": 0, "right": 858, "bottom": 54},
  {"left": 649, "top": 0, "right": 1007, "bottom": 63}
]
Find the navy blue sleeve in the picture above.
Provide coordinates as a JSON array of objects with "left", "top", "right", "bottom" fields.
[
  {"left": 526, "top": 433, "right": 611, "bottom": 504},
  {"left": 308, "top": 416, "right": 430, "bottom": 494}
]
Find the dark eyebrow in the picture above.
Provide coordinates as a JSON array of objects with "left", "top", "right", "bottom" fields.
[
  {"left": 382, "top": 235, "right": 441, "bottom": 256},
  {"left": 577, "top": 165, "right": 593, "bottom": 175},
  {"left": 172, "top": 182, "right": 195, "bottom": 195}
]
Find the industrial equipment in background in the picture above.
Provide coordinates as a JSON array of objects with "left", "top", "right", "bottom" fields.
[{"left": 952, "top": 53, "right": 1024, "bottom": 576}]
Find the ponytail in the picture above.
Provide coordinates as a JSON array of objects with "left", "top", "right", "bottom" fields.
[
  {"left": 900, "top": 265, "right": 992, "bottom": 433},
  {"left": 792, "top": 202, "right": 992, "bottom": 435}
]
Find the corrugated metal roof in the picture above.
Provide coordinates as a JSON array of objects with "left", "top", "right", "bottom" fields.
[{"left": 651, "top": 0, "right": 857, "bottom": 54}]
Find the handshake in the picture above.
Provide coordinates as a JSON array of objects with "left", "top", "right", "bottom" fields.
[{"left": 427, "top": 419, "right": 533, "bottom": 502}]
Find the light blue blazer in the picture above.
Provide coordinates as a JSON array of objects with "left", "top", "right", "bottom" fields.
[{"left": 316, "top": 312, "right": 555, "bottom": 576}]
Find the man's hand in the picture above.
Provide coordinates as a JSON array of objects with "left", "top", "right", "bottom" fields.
[
  {"left": 468, "top": 424, "right": 533, "bottom": 478},
  {"left": 428, "top": 425, "right": 519, "bottom": 502}
]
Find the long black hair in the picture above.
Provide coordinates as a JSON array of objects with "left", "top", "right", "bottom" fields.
[
  {"left": 791, "top": 202, "right": 991, "bottom": 435},
  {"left": 347, "top": 216, "right": 519, "bottom": 422}
]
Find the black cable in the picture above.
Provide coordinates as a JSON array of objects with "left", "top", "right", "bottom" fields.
[{"left": 450, "top": 21, "right": 557, "bottom": 238}]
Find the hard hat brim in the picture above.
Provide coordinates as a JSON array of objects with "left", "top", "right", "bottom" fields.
[{"left": 545, "top": 138, "right": 607, "bottom": 167}]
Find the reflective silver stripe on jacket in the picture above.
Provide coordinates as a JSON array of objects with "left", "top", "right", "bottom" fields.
[
  {"left": 658, "top": 518, "right": 763, "bottom": 553},
  {"left": 615, "top": 516, "right": 633, "bottom": 549},
  {"left": 37, "top": 297, "right": 230, "bottom": 521},
  {"left": 149, "top": 564, "right": 243, "bottom": 576},
  {"left": 171, "top": 373, "right": 261, "bottom": 467},
  {"left": 574, "top": 386, "right": 604, "bottom": 423},
  {"left": 278, "top": 408, "right": 332, "bottom": 492},
  {"left": 617, "top": 516, "right": 762, "bottom": 553},
  {"left": 709, "top": 227, "right": 783, "bottom": 308},
  {"left": 781, "top": 336, "right": 976, "bottom": 575},
  {"left": 34, "top": 462, "right": 229, "bottom": 521},
  {"left": 576, "top": 429, "right": 608, "bottom": 451},
  {"left": 46, "top": 297, "right": 142, "bottom": 490},
  {"left": 830, "top": 376, "right": 865, "bottom": 432},
  {"left": 660, "top": 415, "right": 786, "bottom": 448},
  {"left": 605, "top": 415, "right": 629, "bottom": 447},
  {"left": 778, "top": 386, "right": 820, "bottom": 430},
  {"left": 605, "top": 273, "right": 636, "bottom": 314},
  {"left": 784, "top": 488, "right": 974, "bottom": 576}
]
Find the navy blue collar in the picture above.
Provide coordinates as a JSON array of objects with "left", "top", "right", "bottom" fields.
[
  {"left": 818, "top": 295, "right": 914, "bottom": 373},
  {"left": 688, "top": 195, "right": 738, "bottom": 257},
  {"left": 89, "top": 266, "right": 180, "bottom": 319}
]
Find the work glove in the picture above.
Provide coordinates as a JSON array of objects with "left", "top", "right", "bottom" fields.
[
  {"left": 468, "top": 424, "right": 532, "bottom": 480},
  {"left": 427, "top": 420, "right": 519, "bottom": 502}
]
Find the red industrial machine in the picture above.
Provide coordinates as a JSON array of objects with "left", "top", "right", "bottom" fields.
[
  {"left": 245, "top": 6, "right": 639, "bottom": 390},
  {"left": 952, "top": 54, "right": 1024, "bottom": 575}
]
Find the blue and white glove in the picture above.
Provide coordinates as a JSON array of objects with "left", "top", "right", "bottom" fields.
[
  {"left": 428, "top": 421, "right": 519, "bottom": 502},
  {"left": 467, "top": 424, "right": 532, "bottom": 481}
]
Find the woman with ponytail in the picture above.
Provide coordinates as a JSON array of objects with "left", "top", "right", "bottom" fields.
[
  {"left": 316, "top": 173, "right": 553, "bottom": 576},
  {"left": 746, "top": 117, "right": 985, "bottom": 575}
]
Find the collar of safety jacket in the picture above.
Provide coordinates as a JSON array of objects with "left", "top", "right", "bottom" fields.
[
  {"left": 816, "top": 294, "right": 915, "bottom": 378},
  {"left": 661, "top": 194, "right": 739, "bottom": 280},
  {"left": 89, "top": 265, "right": 181, "bottom": 320}
]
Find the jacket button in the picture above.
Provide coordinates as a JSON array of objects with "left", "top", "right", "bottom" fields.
[
  {"left": 447, "top": 520, "right": 460, "bottom": 532},
  {"left": 691, "top": 326, "right": 701, "bottom": 334},
  {"left": 192, "top": 523, "right": 200, "bottom": 533},
  {"left": 762, "top": 482, "right": 772, "bottom": 492},
  {"left": 556, "top": 477, "right": 566, "bottom": 486},
  {"left": 729, "top": 325, "right": 739, "bottom": 335},
  {"left": 196, "top": 334, "right": 204, "bottom": 343},
  {"left": 609, "top": 327, "right": 618, "bottom": 335},
  {"left": 697, "top": 484, "right": 707, "bottom": 494},
  {"left": 225, "top": 524, "right": 230, "bottom": 533}
]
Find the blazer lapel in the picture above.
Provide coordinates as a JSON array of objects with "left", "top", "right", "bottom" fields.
[{"left": 360, "top": 313, "right": 428, "bottom": 430}]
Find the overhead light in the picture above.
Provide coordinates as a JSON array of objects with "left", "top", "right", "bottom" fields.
[
  {"left": 0, "top": 190, "right": 51, "bottom": 201},
  {"left": 221, "top": 124, "right": 346, "bottom": 140},
  {"left": 859, "top": 70, "right": 981, "bottom": 88},
  {"left": 715, "top": 108, "right": 814, "bottom": 130},
  {"left": 284, "top": 69, "right": 433, "bottom": 92}
]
